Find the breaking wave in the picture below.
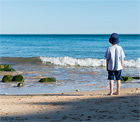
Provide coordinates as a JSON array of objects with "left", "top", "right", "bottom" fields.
[
  {"left": 40, "top": 56, "right": 140, "bottom": 68},
  {"left": 1, "top": 56, "right": 140, "bottom": 67}
]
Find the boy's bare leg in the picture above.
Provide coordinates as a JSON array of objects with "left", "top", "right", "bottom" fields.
[
  {"left": 113, "top": 80, "right": 121, "bottom": 95},
  {"left": 109, "top": 80, "right": 114, "bottom": 95}
]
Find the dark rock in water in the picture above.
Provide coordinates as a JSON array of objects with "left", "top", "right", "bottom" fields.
[
  {"left": 17, "top": 82, "right": 24, "bottom": 87},
  {"left": 132, "top": 77, "right": 140, "bottom": 79},
  {"left": 0, "top": 64, "right": 15, "bottom": 71},
  {"left": 76, "top": 89, "right": 79, "bottom": 92},
  {"left": 2, "top": 75, "right": 14, "bottom": 82},
  {"left": 39, "top": 77, "right": 56, "bottom": 82},
  {"left": 2, "top": 75, "right": 24, "bottom": 83},
  {"left": 122, "top": 76, "right": 133, "bottom": 82},
  {"left": 12, "top": 75, "right": 24, "bottom": 82}
]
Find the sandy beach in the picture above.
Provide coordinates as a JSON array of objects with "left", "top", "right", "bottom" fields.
[{"left": 0, "top": 87, "right": 140, "bottom": 122}]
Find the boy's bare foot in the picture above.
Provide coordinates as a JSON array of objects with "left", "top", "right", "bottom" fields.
[
  {"left": 108, "top": 93, "right": 113, "bottom": 96},
  {"left": 113, "top": 92, "right": 120, "bottom": 95}
]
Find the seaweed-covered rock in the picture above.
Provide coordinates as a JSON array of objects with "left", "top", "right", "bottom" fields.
[
  {"left": 0, "top": 64, "right": 15, "bottom": 71},
  {"left": 132, "top": 77, "right": 140, "bottom": 79},
  {"left": 122, "top": 76, "right": 133, "bottom": 82},
  {"left": 12, "top": 75, "right": 24, "bottom": 82},
  {"left": 2, "top": 75, "right": 14, "bottom": 82},
  {"left": 17, "top": 82, "right": 24, "bottom": 87},
  {"left": 39, "top": 77, "right": 56, "bottom": 82}
]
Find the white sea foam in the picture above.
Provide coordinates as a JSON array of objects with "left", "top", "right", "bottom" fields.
[
  {"left": 39, "top": 56, "right": 140, "bottom": 68},
  {"left": 123, "top": 58, "right": 140, "bottom": 68}
]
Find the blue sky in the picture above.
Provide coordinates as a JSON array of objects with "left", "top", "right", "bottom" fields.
[{"left": 0, "top": 0, "right": 139, "bottom": 34}]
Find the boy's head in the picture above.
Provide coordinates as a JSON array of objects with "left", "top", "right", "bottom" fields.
[{"left": 109, "top": 33, "right": 119, "bottom": 44}]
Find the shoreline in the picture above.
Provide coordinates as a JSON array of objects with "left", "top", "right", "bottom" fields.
[
  {"left": 0, "top": 87, "right": 139, "bottom": 96},
  {"left": 0, "top": 88, "right": 140, "bottom": 121},
  {"left": 0, "top": 66, "right": 140, "bottom": 95}
]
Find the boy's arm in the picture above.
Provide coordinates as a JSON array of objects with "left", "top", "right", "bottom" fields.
[
  {"left": 121, "top": 48, "right": 125, "bottom": 70},
  {"left": 106, "top": 59, "right": 109, "bottom": 71},
  {"left": 121, "top": 58, "right": 124, "bottom": 70}
]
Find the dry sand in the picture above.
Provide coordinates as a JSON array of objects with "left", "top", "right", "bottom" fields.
[{"left": 0, "top": 88, "right": 140, "bottom": 122}]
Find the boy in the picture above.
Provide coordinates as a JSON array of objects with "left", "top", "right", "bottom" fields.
[{"left": 105, "top": 33, "right": 125, "bottom": 95}]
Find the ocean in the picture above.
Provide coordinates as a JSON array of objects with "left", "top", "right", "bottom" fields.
[{"left": 0, "top": 34, "right": 140, "bottom": 94}]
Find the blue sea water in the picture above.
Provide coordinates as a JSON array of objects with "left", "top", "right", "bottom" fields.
[
  {"left": 0, "top": 34, "right": 140, "bottom": 59},
  {"left": 0, "top": 34, "right": 140, "bottom": 94}
]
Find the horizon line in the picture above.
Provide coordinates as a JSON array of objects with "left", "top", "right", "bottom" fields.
[{"left": 0, "top": 33, "right": 140, "bottom": 35}]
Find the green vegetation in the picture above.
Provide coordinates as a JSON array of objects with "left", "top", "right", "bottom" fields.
[
  {"left": 0, "top": 64, "right": 15, "bottom": 71},
  {"left": 12, "top": 75, "right": 24, "bottom": 82},
  {"left": 39, "top": 77, "right": 56, "bottom": 82},
  {"left": 2, "top": 75, "right": 24, "bottom": 82},
  {"left": 122, "top": 76, "right": 133, "bottom": 82},
  {"left": 132, "top": 77, "right": 140, "bottom": 79},
  {"left": 2, "top": 75, "right": 14, "bottom": 82}
]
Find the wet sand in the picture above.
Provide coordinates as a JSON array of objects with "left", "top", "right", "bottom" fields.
[{"left": 0, "top": 88, "right": 140, "bottom": 122}]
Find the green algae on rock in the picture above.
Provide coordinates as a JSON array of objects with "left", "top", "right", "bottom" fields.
[
  {"left": 2, "top": 75, "right": 14, "bottom": 82},
  {"left": 2, "top": 75, "right": 24, "bottom": 82},
  {"left": 39, "top": 77, "right": 56, "bottom": 82},
  {"left": 0, "top": 64, "right": 15, "bottom": 71},
  {"left": 132, "top": 77, "right": 140, "bottom": 79},
  {"left": 122, "top": 76, "right": 133, "bottom": 82},
  {"left": 12, "top": 75, "right": 24, "bottom": 82}
]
